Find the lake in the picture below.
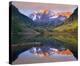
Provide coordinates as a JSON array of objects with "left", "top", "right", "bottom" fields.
[{"left": 12, "top": 33, "right": 77, "bottom": 64}]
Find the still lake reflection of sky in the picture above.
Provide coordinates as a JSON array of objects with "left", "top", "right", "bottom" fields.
[{"left": 13, "top": 46, "right": 76, "bottom": 64}]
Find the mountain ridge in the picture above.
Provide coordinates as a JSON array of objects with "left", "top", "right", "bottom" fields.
[{"left": 29, "top": 10, "right": 67, "bottom": 27}]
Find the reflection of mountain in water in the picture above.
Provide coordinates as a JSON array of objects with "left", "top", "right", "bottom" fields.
[
  {"left": 12, "top": 46, "right": 76, "bottom": 64},
  {"left": 29, "top": 47, "right": 73, "bottom": 56},
  {"left": 12, "top": 39, "right": 77, "bottom": 64}
]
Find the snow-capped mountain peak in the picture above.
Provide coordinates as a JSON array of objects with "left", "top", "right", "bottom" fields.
[
  {"left": 49, "top": 15, "right": 58, "bottom": 19},
  {"left": 32, "top": 14, "right": 37, "bottom": 21},
  {"left": 29, "top": 10, "right": 67, "bottom": 26}
]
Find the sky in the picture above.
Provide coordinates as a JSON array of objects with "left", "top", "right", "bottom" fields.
[{"left": 12, "top": 1, "right": 78, "bottom": 17}]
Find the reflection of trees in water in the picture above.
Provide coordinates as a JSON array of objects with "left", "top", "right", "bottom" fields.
[{"left": 11, "top": 33, "right": 78, "bottom": 63}]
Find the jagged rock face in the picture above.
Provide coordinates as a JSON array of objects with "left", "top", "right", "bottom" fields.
[{"left": 29, "top": 10, "right": 67, "bottom": 26}]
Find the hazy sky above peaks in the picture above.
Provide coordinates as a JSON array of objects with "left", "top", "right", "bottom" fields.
[{"left": 12, "top": 1, "right": 77, "bottom": 16}]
